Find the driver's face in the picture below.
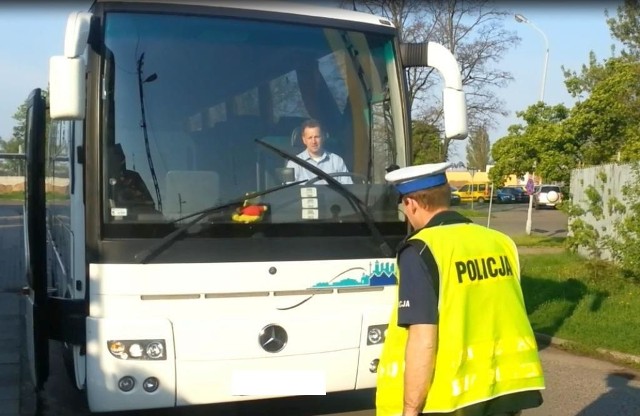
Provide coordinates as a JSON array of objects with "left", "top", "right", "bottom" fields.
[{"left": 302, "top": 126, "right": 323, "bottom": 157}]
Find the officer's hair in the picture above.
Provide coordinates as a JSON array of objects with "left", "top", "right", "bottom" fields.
[{"left": 405, "top": 183, "right": 451, "bottom": 209}]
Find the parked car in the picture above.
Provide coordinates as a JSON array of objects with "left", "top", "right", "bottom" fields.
[
  {"left": 453, "top": 182, "right": 491, "bottom": 203},
  {"left": 534, "top": 184, "right": 563, "bottom": 209},
  {"left": 501, "top": 186, "right": 529, "bottom": 203},
  {"left": 495, "top": 188, "right": 516, "bottom": 204},
  {"left": 450, "top": 186, "right": 461, "bottom": 205}
]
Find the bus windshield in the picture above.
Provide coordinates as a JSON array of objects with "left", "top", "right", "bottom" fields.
[{"left": 102, "top": 11, "right": 406, "bottom": 231}]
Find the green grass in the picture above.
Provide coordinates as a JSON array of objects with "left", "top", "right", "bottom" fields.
[
  {"left": 0, "top": 191, "right": 24, "bottom": 200},
  {"left": 451, "top": 207, "right": 490, "bottom": 218},
  {"left": 0, "top": 192, "right": 68, "bottom": 201},
  {"left": 520, "top": 251, "right": 640, "bottom": 369},
  {"left": 511, "top": 235, "right": 566, "bottom": 247}
]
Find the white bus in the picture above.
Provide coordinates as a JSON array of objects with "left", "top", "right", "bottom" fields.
[{"left": 23, "top": 0, "right": 467, "bottom": 412}]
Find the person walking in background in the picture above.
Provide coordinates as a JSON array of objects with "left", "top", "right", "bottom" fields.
[{"left": 376, "top": 162, "right": 544, "bottom": 416}]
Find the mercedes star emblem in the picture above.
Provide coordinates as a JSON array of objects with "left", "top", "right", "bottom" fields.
[{"left": 258, "top": 324, "right": 288, "bottom": 353}]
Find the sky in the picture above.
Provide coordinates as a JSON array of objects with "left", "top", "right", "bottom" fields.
[
  {"left": 0, "top": 2, "right": 623, "bottom": 163},
  {"left": 486, "top": 2, "right": 622, "bottom": 151}
]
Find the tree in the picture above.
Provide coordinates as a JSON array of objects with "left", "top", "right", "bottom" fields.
[
  {"left": 0, "top": 136, "right": 24, "bottom": 175},
  {"left": 606, "top": 0, "right": 640, "bottom": 58},
  {"left": 0, "top": 102, "right": 28, "bottom": 175},
  {"left": 562, "top": 1, "right": 639, "bottom": 99},
  {"left": 0, "top": 91, "right": 54, "bottom": 176},
  {"left": 562, "top": 50, "right": 617, "bottom": 100},
  {"left": 465, "top": 125, "right": 491, "bottom": 171},
  {"left": 489, "top": 103, "right": 576, "bottom": 185},
  {"left": 11, "top": 101, "right": 27, "bottom": 144},
  {"left": 561, "top": 1, "right": 640, "bottom": 166},
  {"left": 411, "top": 120, "right": 442, "bottom": 164},
  {"left": 342, "top": 0, "right": 519, "bottom": 161},
  {"left": 493, "top": 56, "right": 640, "bottom": 186},
  {"left": 565, "top": 58, "right": 640, "bottom": 164}
]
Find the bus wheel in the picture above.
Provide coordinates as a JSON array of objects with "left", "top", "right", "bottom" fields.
[
  {"left": 477, "top": 197, "right": 485, "bottom": 204},
  {"left": 62, "top": 343, "right": 81, "bottom": 390}
]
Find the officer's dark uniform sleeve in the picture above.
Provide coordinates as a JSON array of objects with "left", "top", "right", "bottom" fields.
[{"left": 397, "top": 244, "right": 438, "bottom": 326}]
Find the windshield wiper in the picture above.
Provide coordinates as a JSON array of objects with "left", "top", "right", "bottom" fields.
[
  {"left": 254, "top": 138, "right": 393, "bottom": 257},
  {"left": 134, "top": 179, "right": 306, "bottom": 264}
]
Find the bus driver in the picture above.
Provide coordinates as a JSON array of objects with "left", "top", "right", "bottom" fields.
[{"left": 286, "top": 119, "right": 353, "bottom": 185}]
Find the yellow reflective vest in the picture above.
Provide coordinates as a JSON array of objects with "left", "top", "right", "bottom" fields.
[{"left": 376, "top": 222, "right": 544, "bottom": 416}]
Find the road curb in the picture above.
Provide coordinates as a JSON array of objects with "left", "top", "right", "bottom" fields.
[
  {"left": 518, "top": 246, "right": 565, "bottom": 255},
  {"left": 535, "top": 332, "right": 640, "bottom": 367},
  {"left": 0, "top": 216, "right": 22, "bottom": 225}
]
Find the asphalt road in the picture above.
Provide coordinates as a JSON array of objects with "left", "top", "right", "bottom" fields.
[
  {"left": 461, "top": 200, "right": 569, "bottom": 238},
  {"left": 38, "top": 343, "right": 640, "bottom": 416},
  {"left": 3, "top": 202, "right": 640, "bottom": 415}
]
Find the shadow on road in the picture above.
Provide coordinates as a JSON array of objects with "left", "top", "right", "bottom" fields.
[
  {"left": 532, "top": 228, "right": 567, "bottom": 237},
  {"left": 576, "top": 371, "right": 640, "bottom": 415}
]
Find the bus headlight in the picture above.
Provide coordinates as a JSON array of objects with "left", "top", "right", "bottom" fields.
[
  {"left": 128, "top": 343, "right": 144, "bottom": 358},
  {"left": 108, "top": 341, "right": 126, "bottom": 356},
  {"left": 366, "top": 324, "right": 388, "bottom": 345},
  {"left": 108, "top": 339, "right": 167, "bottom": 360},
  {"left": 145, "top": 342, "right": 165, "bottom": 360}
]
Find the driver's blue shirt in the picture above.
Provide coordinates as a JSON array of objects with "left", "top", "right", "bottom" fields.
[{"left": 286, "top": 149, "right": 353, "bottom": 184}]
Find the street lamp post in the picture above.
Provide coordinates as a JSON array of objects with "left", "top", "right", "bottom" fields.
[
  {"left": 469, "top": 168, "right": 477, "bottom": 211},
  {"left": 515, "top": 13, "right": 549, "bottom": 102},
  {"left": 525, "top": 161, "right": 536, "bottom": 234},
  {"left": 515, "top": 13, "right": 549, "bottom": 235}
]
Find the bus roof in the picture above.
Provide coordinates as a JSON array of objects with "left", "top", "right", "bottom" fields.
[{"left": 94, "top": 0, "right": 396, "bottom": 29}]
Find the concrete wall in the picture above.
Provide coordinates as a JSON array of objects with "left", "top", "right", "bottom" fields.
[
  {"left": 569, "top": 163, "right": 633, "bottom": 260},
  {"left": 0, "top": 176, "right": 69, "bottom": 194}
]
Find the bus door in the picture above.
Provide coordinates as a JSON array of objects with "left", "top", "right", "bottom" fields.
[{"left": 23, "top": 88, "right": 49, "bottom": 389}]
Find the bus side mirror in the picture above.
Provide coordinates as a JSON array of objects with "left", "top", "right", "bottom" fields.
[
  {"left": 49, "top": 12, "right": 92, "bottom": 121},
  {"left": 400, "top": 42, "right": 468, "bottom": 141},
  {"left": 49, "top": 56, "right": 86, "bottom": 120},
  {"left": 442, "top": 88, "right": 467, "bottom": 140}
]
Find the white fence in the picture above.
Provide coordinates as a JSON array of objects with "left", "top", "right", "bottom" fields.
[{"left": 569, "top": 163, "right": 634, "bottom": 260}]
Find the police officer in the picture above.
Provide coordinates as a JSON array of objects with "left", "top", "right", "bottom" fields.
[{"left": 376, "top": 162, "right": 544, "bottom": 416}]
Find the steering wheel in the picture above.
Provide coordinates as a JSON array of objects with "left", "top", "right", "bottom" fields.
[{"left": 305, "top": 172, "right": 369, "bottom": 185}]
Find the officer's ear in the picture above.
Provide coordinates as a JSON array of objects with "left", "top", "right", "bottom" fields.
[{"left": 402, "top": 196, "right": 417, "bottom": 213}]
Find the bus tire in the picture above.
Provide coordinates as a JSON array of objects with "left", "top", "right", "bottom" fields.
[
  {"left": 62, "top": 343, "right": 81, "bottom": 391},
  {"left": 477, "top": 197, "right": 484, "bottom": 204}
]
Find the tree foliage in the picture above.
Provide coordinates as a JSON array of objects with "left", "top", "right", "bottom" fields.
[
  {"left": 562, "top": 51, "right": 616, "bottom": 100},
  {"left": 465, "top": 125, "right": 491, "bottom": 171},
  {"left": 0, "top": 91, "right": 53, "bottom": 176},
  {"left": 565, "top": 57, "right": 640, "bottom": 164},
  {"left": 493, "top": 2, "right": 640, "bottom": 187},
  {"left": 489, "top": 1, "right": 640, "bottom": 278},
  {"left": 606, "top": 0, "right": 640, "bottom": 58},
  {"left": 0, "top": 102, "right": 28, "bottom": 175},
  {"left": 489, "top": 103, "right": 575, "bottom": 185},
  {"left": 411, "top": 120, "right": 442, "bottom": 164}
]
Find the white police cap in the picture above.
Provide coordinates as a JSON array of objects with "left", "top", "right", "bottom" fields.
[{"left": 385, "top": 162, "right": 451, "bottom": 196}]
